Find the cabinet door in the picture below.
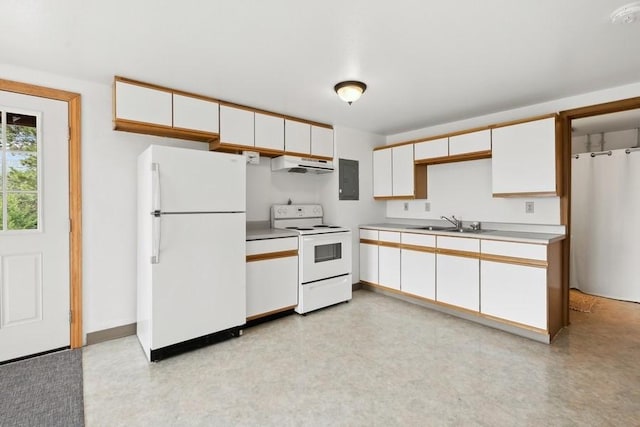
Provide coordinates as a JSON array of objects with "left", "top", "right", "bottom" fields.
[
  {"left": 311, "top": 126, "right": 334, "bottom": 158},
  {"left": 373, "top": 148, "right": 393, "bottom": 198},
  {"left": 401, "top": 233, "right": 436, "bottom": 299},
  {"left": 480, "top": 261, "right": 547, "bottom": 329},
  {"left": 246, "top": 255, "right": 298, "bottom": 318},
  {"left": 392, "top": 144, "right": 414, "bottom": 197},
  {"left": 436, "top": 236, "right": 480, "bottom": 311},
  {"left": 359, "top": 243, "right": 379, "bottom": 284},
  {"left": 254, "top": 113, "right": 284, "bottom": 152},
  {"left": 414, "top": 138, "right": 448, "bottom": 161},
  {"left": 173, "top": 94, "right": 219, "bottom": 133},
  {"left": 378, "top": 231, "right": 401, "bottom": 290},
  {"left": 115, "top": 81, "right": 172, "bottom": 126},
  {"left": 285, "top": 120, "right": 311, "bottom": 155},
  {"left": 220, "top": 105, "right": 255, "bottom": 147},
  {"left": 491, "top": 117, "right": 557, "bottom": 195},
  {"left": 449, "top": 129, "right": 491, "bottom": 155}
]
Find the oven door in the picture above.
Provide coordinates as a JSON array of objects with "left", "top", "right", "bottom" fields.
[{"left": 300, "top": 231, "right": 352, "bottom": 284}]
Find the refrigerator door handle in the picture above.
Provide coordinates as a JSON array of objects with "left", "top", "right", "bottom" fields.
[
  {"left": 151, "top": 162, "right": 161, "bottom": 264},
  {"left": 151, "top": 162, "right": 161, "bottom": 213},
  {"left": 151, "top": 214, "right": 161, "bottom": 264}
]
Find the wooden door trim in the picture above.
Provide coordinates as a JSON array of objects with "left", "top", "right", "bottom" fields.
[
  {"left": 558, "top": 95, "right": 640, "bottom": 327},
  {"left": 0, "top": 78, "right": 83, "bottom": 349}
]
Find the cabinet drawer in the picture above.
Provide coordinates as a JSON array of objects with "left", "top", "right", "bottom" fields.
[
  {"left": 379, "top": 231, "right": 401, "bottom": 244},
  {"left": 449, "top": 129, "right": 491, "bottom": 155},
  {"left": 401, "top": 232, "right": 436, "bottom": 248},
  {"left": 481, "top": 240, "right": 547, "bottom": 261},
  {"left": 360, "top": 229, "right": 379, "bottom": 240},
  {"left": 246, "top": 237, "right": 298, "bottom": 256},
  {"left": 414, "top": 138, "right": 448, "bottom": 160},
  {"left": 437, "top": 236, "right": 479, "bottom": 252}
]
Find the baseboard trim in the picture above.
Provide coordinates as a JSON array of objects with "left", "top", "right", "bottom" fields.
[
  {"left": 86, "top": 323, "right": 137, "bottom": 345},
  {"left": 352, "top": 282, "right": 363, "bottom": 291}
]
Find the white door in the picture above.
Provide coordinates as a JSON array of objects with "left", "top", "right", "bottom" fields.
[{"left": 0, "top": 91, "right": 69, "bottom": 362}]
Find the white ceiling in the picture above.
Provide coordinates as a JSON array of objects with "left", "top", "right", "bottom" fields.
[{"left": 2, "top": 0, "right": 640, "bottom": 135}]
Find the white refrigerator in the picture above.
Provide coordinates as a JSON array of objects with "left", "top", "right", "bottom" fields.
[{"left": 137, "top": 145, "right": 246, "bottom": 361}]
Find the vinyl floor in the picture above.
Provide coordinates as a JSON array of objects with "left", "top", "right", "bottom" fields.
[{"left": 82, "top": 289, "right": 640, "bottom": 426}]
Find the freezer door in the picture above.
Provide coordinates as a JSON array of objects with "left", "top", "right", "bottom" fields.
[
  {"left": 150, "top": 145, "right": 246, "bottom": 213},
  {"left": 151, "top": 212, "right": 246, "bottom": 349}
]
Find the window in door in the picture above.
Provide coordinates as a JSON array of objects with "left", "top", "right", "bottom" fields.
[{"left": 0, "top": 110, "right": 40, "bottom": 231}]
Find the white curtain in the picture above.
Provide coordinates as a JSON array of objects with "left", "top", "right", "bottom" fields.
[{"left": 571, "top": 149, "right": 640, "bottom": 302}]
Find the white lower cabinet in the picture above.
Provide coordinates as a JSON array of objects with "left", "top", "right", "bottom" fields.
[
  {"left": 480, "top": 240, "right": 548, "bottom": 329},
  {"left": 400, "top": 233, "right": 436, "bottom": 299},
  {"left": 378, "top": 231, "right": 401, "bottom": 290},
  {"left": 436, "top": 236, "right": 480, "bottom": 311},
  {"left": 359, "top": 229, "right": 379, "bottom": 284},
  {"left": 246, "top": 237, "right": 298, "bottom": 319}
]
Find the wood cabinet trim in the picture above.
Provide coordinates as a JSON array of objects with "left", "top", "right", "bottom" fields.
[
  {"left": 283, "top": 150, "right": 333, "bottom": 161},
  {"left": 374, "top": 195, "right": 416, "bottom": 201},
  {"left": 414, "top": 150, "right": 492, "bottom": 166},
  {"left": 246, "top": 250, "right": 298, "bottom": 263},
  {"left": 400, "top": 243, "right": 436, "bottom": 253},
  {"left": 246, "top": 305, "right": 297, "bottom": 321},
  {"left": 489, "top": 113, "right": 558, "bottom": 130},
  {"left": 378, "top": 241, "right": 401, "bottom": 249},
  {"left": 359, "top": 238, "right": 379, "bottom": 245},
  {"left": 114, "top": 119, "right": 219, "bottom": 143},
  {"left": 436, "top": 248, "right": 480, "bottom": 259},
  {"left": 480, "top": 253, "right": 548, "bottom": 268},
  {"left": 492, "top": 191, "right": 558, "bottom": 198}
]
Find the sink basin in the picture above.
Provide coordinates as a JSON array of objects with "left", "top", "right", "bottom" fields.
[
  {"left": 412, "top": 225, "right": 459, "bottom": 231},
  {"left": 412, "top": 226, "right": 492, "bottom": 234}
]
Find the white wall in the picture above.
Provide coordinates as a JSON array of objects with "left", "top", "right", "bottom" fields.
[
  {"left": 385, "top": 81, "right": 640, "bottom": 225},
  {"left": 246, "top": 157, "right": 328, "bottom": 221},
  {"left": 320, "top": 126, "right": 387, "bottom": 283},
  {"left": 386, "top": 159, "right": 560, "bottom": 224}
]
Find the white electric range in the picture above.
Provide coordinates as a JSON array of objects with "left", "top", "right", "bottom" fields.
[{"left": 271, "top": 204, "right": 352, "bottom": 314}]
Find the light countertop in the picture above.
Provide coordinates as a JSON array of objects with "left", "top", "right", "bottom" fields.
[
  {"left": 246, "top": 221, "right": 299, "bottom": 241},
  {"left": 360, "top": 223, "right": 565, "bottom": 244}
]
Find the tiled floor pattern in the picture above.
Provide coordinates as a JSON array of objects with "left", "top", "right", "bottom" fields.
[{"left": 82, "top": 290, "right": 640, "bottom": 426}]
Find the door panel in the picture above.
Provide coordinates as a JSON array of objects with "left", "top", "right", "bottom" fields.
[{"left": 0, "top": 91, "right": 70, "bottom": 362}]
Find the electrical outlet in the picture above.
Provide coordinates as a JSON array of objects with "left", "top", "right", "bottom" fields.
[
  {"left": 403, "top": 202, "right": 409, "bottom": 211},
  {"left": 525, "top": 201, "right": 535, "bottom": 214},
  {"left": 424, "top": 202, "right": 431, "bottom": 212}
]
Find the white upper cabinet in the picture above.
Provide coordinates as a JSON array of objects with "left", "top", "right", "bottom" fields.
[
  {"left": 414, "top": 137, "right": 448, "bottom": 161},
  {"left": 172, "top": 94, "right": 219, "bottom": 133},
  {"left": 285, "top": 120, "right": 311, "bottom": 155},
  {"left": 219, "top": 105, "right": 255, "bottom": 147},
  {"left": 491, "top": 116, "right": 557, "bottom": 196},
  {"left": 373, "top": 148, "right": 393, "bottom": 197},
  {"left": 311, "top": 126, "right": 334, "bottom": 158},
  {"left": 449, "top": 129, "right": 491, "bottom": 156},
  {"left": 392, "top": 144, "right": 414, "bottom": 197},
  {"left": 254, "top": 113, "right": 284, "bottom": 152},
  {"left": 373, "top": 145, "right": 415, "bottom": 198},
  {"left": 114, "top": 80, "right": 172, "bottom": 126}
]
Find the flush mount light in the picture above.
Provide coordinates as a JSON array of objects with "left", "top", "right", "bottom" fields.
[
  {"left": 334, "top": 80, "right": 367, "bottom": 105},
  {"left": 610, "top": 2, "right": 640, "bottom": 23}
]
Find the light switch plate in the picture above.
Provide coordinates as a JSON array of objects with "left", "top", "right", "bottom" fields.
[
  {"left": 424, "top": 202, "right": 431, "bottom": 212},
  {"left": 403, "top": 202, "right": 409, "bottom": 211},
  {"left": 525, "top": 201, "right": 535, "bottom": 214}
]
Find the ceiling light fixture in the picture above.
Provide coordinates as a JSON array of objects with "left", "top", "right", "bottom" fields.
[
  {"left": 334, "top": 81, "right": 367, "bottom": 105},
  {"left": 610, "top": 2, "right": 640, "bottom": 23}
]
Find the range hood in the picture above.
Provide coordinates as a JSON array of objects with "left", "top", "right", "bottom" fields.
[{"left": 271, "top": 155, "right": 334, "bottom": 174}]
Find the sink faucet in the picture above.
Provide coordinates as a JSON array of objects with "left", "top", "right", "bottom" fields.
[{"left": 441, "top": 215, "right": 462, "bottom": 229}]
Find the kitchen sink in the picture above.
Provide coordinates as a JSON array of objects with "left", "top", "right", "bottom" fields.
[{"left": 412, "top": 225, "right": 492, "bottom": 234}]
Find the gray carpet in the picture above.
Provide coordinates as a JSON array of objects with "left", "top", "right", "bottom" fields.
[{"left": 0, "top": 350, "right": 84, "bottom": 427}]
